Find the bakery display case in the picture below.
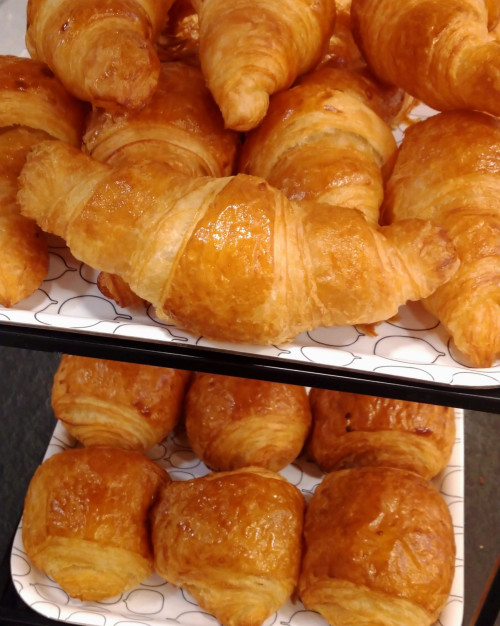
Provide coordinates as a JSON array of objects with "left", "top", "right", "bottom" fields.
[{"left": 0, "top": 1, "right": 499, "bottom": 625}]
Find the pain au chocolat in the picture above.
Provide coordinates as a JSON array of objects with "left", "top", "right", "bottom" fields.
[{"left": 22, "top": 446, "right": 169, "bottom": 601}]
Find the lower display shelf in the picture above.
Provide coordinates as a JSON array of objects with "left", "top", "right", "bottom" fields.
[{"left": 9, "top": 416, "right": 464, "bottom": 626}]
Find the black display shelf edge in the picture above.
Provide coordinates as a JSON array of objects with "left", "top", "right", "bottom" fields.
[{"left": 1, "top": 324, "right": 500, "bottom": 412}]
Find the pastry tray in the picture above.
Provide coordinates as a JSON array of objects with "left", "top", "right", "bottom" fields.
[
  {"left": 11, "top": 411, "right": 465, "bottom": 626},
  {"left": 1, "top": 0, "right": 500, "bottom": 413}
]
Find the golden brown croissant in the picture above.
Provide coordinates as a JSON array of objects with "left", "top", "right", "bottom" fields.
[
  {"left": 184, "top": 372, "right": 311, "bottom": 471},
  {"left": 383, "top": 110, "right": 500, "bottom": 368},
  {"left": 0, "top": 128, "right": 50, "bottom": 307},
  {"left": 313, "top": 1, "right": 416, "bottom": 122},
  {"left": 190, "top": 0, "right": 336, "bottom": 131},
  {"left": 239, "top": 65, "right": 399, "bottom": 225},
  {"left": 0, "top": 55, "right": 85, "bottom": 307},
  {"left": 84, "top": 61, "right": 239, "bottom": 176},
  {"left": 22, "top": 446, "right": 169, "bottom": 601},
  {"left": 51, "top": 354, "right": 191, "bottom": 452},
  {"left": 0, "top": 56, "right": 85, "bottom": 146},
  {"left": 350, "top": 0, "right": 500, "bottom": 118},
  {"left": 84, "top": 59, "right": 240, "bottom": 306},
  {"left": 299, "top": 466, "right": 456, "bottom": 626},
  {"left": 25, "top": 0, "right": 174, "bottom": 110},
  {"left": 308, "top": 389, "right": 456, "bottom": 479},
  {"left": 151, "top": 466, "right": 305, "bottom": 626},
  {"left": 18, "top": 140, "right": 459, "bottom": 344}
]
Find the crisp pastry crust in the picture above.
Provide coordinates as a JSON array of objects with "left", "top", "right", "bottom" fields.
[
  {"left": 83, "top": 61, "right": 239, "bottom": 177},
  {"left": 17, "top": 140, "right": 458, "bottom": 345},
  {"left": 0, "top": 55, "right": 85, "bottom": 307},
  {"left": 26, "top": 0, "right": 175, "bottom": 110},
  {"left": 312, "top": 1, "right": 416, "bottom": 125},
  {"left": 51, "top": 354, "right": 191, "bottom": 452},
  {"left": 151, "top": 466, "right": 305, "bottom": 626},
  {"left": 96, "top": 271, "right": 146, "bottom": 308},
  {"left": 0, "top": 127, "right": 50, "bottom": 307},
  {"left": 351, "top": 0, "right": 500, "bottom": 118},
  {"left": 83, "top": 59, "right": 240, "bottom": 308},
  {"left": 0, "top": 55, "right": 85, "bottom": 146},
  {"left": 22, "top": 446, "right": 169, "bottom": 601},
  {"left": 383, "top": 110, "right": 500, "bottom": 367},
  {"left": 308, "top": 389, "right": 456, "bottom": 479},
  {"left": 190, "top": 0, "right": 337, "bottom": 131},
  {"left": 239, "top": 65, "right": 399, "bottom": 225},
  {"left": 184, "top": 373, "right": 311, "bottom": 471},
  {"left": 316, "top": 0, "right": 364, "bottom": 70},
  {"left": 299, "top": 466, "right": 456, "bottom": 626}
]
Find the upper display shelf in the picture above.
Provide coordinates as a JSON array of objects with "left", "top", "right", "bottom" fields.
[{"left": 1, "top": 0, "right": 499, "bottom": 412}]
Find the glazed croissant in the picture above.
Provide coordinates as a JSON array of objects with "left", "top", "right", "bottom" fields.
[
  {"left": 383, "top": 110, "right": 500, "bottom": 368},
  {"left": 351, "top": 0, "right": 500, "bottom": 118},
  {"left": 0, "top": 128, "right": 50, "bottom": 307},
  {"left": 26, "top": 0, "right": 174, "bottom": 110},
  {"left": 84, "top": 61, "right": 239, "bottom": 177},
  {"left": 239, "top": 65, "right": 400, "bottom": 225},
  {"left": 84, "top": 60, "right": 239, "bottom": 306},
  {"left": 190, "top": 0, "right": 336, "bottom": 131},
  {"left": 0, "top": 55, "right": 85, "bottom": 307},
  {"left": 18, "top": 140, "right": 459, "bottom": 345},
  {"left": 0, "top": 56, "right": 85, "bottom": 147}
]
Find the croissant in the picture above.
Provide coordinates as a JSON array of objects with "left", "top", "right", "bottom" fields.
[
  {"left": 83, "top": 59, "right": 239, "bottom": 306},
  {"left": 151, "top": 466, "right": 305, "bottom": 626},
  {"left": 239, "top": 65, "right": 400, "bottom": 225},
  {"left": 308, "top": 389, "right": 456, "bottom": 479},
  {"left": 0, "top": 56, "right": 85, "bottom": 146},
  {"left": 350, "top": 0, "right": 500, "bottom": 118},
  {"left": 51, "top": 354, "right": 191, "bottom": 452},
  {"left": 313, "top": 1, "right": 416, "bottom": 121},
  {"left": 383, "top": 110, "right": 500, "bottom": 368},
  {"left": 83, "top": 61, "right": 239, "bottom": 176},
  {"left": 17, "top": 140, "right": 459, "bottom": 345},
  {"left": 0, "top": 128, "right": 50, "bottom": 307},
  {"left": 299, "top": 466, "right": 456, "bottom": 626},
  {"left": 0, "top": 55, "right": 85, "bottom": 307},
  {"left": 190, "top": 0, "right": 336, "bottom": 131},
  {"left": 184, "top": 372, "right": 311, "bottom": 471},
  {"left": 25, "top": 0, "right": 175, "bottom": 110},
  {"left": 22, "top": 446, "right": 169, "bottom": 601}
]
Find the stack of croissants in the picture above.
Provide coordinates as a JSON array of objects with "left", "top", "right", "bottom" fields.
[
  {"left": 22, "top": 355, "right": 458, "bottom": 626},
  {"left": 0, "top": 0, "right": 499, "bottom": 368}
]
